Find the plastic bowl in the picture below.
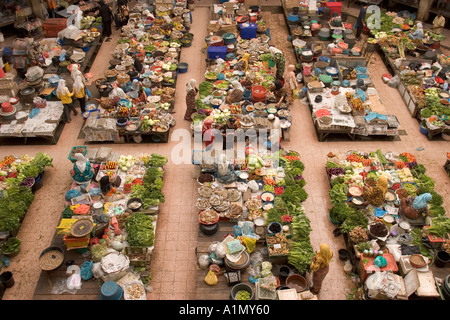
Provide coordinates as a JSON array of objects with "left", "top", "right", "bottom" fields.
[{"left": 286, "top": 274, "right": 307, "bottom": 292}]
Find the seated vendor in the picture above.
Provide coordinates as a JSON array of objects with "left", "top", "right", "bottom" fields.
[
  {"left": 270, "top": 80, "right": 287, "bottom": 106},
  {"left": 71, "top": 153, "right": 94, "bottom": 184},
  {"left": 409, "top": 22, "right": 424, "bottom": 41},
  {"left": 226, "top": 81, "right": 244, "bottom": 104}
]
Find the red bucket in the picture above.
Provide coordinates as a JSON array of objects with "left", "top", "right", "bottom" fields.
[{"left": 252, "top": 85, "right": 267, "bottom": 102}]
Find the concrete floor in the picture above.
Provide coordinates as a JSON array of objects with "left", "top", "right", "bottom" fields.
[{"left": 0, "top": 2, "right": 449, "bottom": 301}]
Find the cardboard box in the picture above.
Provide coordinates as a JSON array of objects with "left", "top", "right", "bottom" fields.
[
  {"left": 221, "top": 23, "right": 238, "bottom": 33},
  {"left": 245, "top": 0, "right": 260, "bottom": 6},
  {"left": 283, "top": 0, "right": 299, "bottom": 9}
]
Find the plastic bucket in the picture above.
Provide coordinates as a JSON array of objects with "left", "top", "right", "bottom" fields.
[
  {"left": 178, "top": 62, "right": 189, "bottom": 73},
  {"left": 100, "top": 281, "right": 123, "bottom": 300},
  {"left": 252, "top": 85, "right": 267, "bottom": 102},
  {"left": 0, "top": 271, "right": 15, "bottom": 288},
  {"left": 268, "top": 59, "right": 275, "bottom": 68},
  {"left": 230, "top": 283, "right": 254, "bottom": 300},
  {"left": 435, "top": 251, "right": 450, "bottom": 268}
]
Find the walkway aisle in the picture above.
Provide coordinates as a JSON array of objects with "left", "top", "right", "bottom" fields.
[{"left": 146, "top": 6, "right": 210, "bottom": 300}]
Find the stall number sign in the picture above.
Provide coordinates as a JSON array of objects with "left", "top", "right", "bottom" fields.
[{"left": 366, "top": 5, "right": 381, "bottom": 30}]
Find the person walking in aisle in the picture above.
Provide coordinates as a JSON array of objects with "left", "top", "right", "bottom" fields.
[
  {"left": 355, "top": 4, "right": 368, "bottom": 41},
  {"left": 117, "top": 0, "right": 129, "bottom": 29},
  {"left": 56, "top": 79, "right": 77, "bottom": 123},
  {"left": 73, "top": 75, "right": 87, "bottom": 114},
  {"left": 98, "top": 0, "right": 113, "bottom": 39}
]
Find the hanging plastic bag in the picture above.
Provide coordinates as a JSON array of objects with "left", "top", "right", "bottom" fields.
[
  {"left": 293, "top": 88, "right": 299, "bottom": 100},
  {"left": 242, "top": 236, "right": 256, "bottom": 253},
  {"left": 204, "top": 270, "right": 218, "bottom": 286}
]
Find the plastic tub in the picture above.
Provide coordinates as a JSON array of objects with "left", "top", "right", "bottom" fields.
[
  {"left": 178, "top": 62, "right": 189, "bottom": 73},
  {"left": 230, "top": 283, "right": 254, "bottom": 300},
  {"left": 286, "top": 274, "right": 307, "bottom": 292},
  {"left": 252, "top": 85, "right": 267, "bottom": 102},
  {"left": 100, "top": 281, "right": 123, "bottom": 300}
]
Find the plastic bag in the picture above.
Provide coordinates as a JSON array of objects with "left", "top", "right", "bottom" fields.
[
  {"left": 388, "top": 75, "right": 400, "bottom": 88},
  {"left": 80, "top": 261, "right": 93, "bottom": 280},
  {"left": 208, "top": 252, "right": 223, "bottom": 266},
  {"left": 214, "top": 242, "right": 227, "bottom": 259},
  {"left": 293, "top": 89, "right": 299, "bottom": 100},
  {"left": 205, "top": 270, "right": 218, "bottom": 286},
  {"left": 242, "top": 236, "right": 256, "bottom": 253},
  {"left": 198, "top": 254, "right": 210, "bottom": 269}
]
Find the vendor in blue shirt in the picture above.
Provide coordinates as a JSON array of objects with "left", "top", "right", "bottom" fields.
[
  {"left": 409, "top": 22, "right": 424, "bottom": 41},
  {"left": 355, "top": 4, "right": 368, "bottom": 41}
]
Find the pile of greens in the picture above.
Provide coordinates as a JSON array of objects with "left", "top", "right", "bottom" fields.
[
  {"left": 125, "top": 212, "right": 155, "bottom": 247},
  {"left": 0, "top": 184, "right": 35, "bottom": 233},
  {"left": 131, "top": 161, "right": 166, "bottom": 209}
]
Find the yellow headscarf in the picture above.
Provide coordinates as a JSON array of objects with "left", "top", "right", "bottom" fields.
[
  {"left": 310, "top": 243, "right": 333, "bottom": 272},
  {"left": 377, "top": 175, "right": 388, "bottom": 197},
  {"left": 238, "top": 53, "right": 250, "bottom": 70}
]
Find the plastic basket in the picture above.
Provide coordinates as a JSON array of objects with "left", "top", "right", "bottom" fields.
[{"left": 68, "top": 146, "right": 87, "bottom": 162}]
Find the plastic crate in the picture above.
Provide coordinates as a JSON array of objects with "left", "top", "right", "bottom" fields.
[
  {"left": 68, "top": 146, "right": 87, "bottom": 162},
  {"left": 43, "top": 18, "right": 68, "bottom": 37},
  {"left": 123, "top": 246, "right": 150, "bottom": 267},
  {"left": 240, "top": 23, "right": 257, "bottom": 39},
  {"left": 208, "top": 46, "right": 227, "bottom": 59}
]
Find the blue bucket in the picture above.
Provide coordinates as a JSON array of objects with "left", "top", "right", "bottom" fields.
[
  {"left": 100, "top": 281, "right": 123, "bottom": 300},
  {"left": 178, "top": 62, "right": 189, "bottom": 73}
]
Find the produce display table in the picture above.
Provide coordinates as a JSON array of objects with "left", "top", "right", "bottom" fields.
[
  {"left": 325, "top": 149, "right": 449, "bottom": 300},
  {"left": 0, "top": 101, "right": 64, "bottom": 145}
]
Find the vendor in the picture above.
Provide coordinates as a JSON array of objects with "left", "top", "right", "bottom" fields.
[
  {"left": 310, "top": 243, "right": 333, "bottom": 295},
  {"left": 219, "top": 117, "right": 238, "bottom": 150},
  {"left": 283, "top": 64, "right": 298, "bottom": 104},
  {"left": 409, "top": 22, "right": 424, "bottom": 41},
  {"left": 56, "top": 79, "right": 77, "bottom": 123},
  {"left": 71, "top": 153, "right": 94, "bottom": 184},
  {"left": 267, "top": 114, "right": 281, "bottom": 149},
  {"left": 269, "top": 46, "right": 285, "bottom": 81},
  {"left": 432, "top": 12, "right": 446, "bottom": 34},
  {"left": 202, "top": 118, "right": 215, "bottom": 148},
  {"left": 134, "top": 54, "right": 144, "bottom": 74},
  {"left": 184, "top": 79, "right": 198, "bottom": 120},
  {"left": 234, "top": 53, "right": 250, "bottom": 71},
  {"left": 225, "top": 81, "right": 244, "bottom": 104},
  {"left": 270, "top": 80, "right": 287, "bottom": 106}
]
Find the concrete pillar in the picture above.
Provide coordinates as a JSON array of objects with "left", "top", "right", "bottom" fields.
[
  {"left": 30, "top": 0, "right": 45, "bottom": 20},
  {"left": 417, "top": 0, "right": 432, "bottom": 22}
]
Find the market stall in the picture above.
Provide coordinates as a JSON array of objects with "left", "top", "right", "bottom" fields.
[
  {"left": 191, "top": 7, "right": 292, "bottom": 145},
  {"left": 367, "top": 10, "right": 450, "bottom": 140},
  {"left": 282, "top": 1, "right": 362, "bottom": 70},
  {"left": 0, "top": 152, "right": 54, "bottom": 264},
  {"left": 0, "top": 94, "right": 65, "bottom": 144},
  {"left": 79, "top": 3, "right": 191, "bottom": 143},
  {"left": 304, "top": 57, "right": 400, "bottom": 141},
  {"left": 194, "top": 147, "right": 318, "bottom": 300},
  {"left": 33, "top": 148, "right": 168, "bottom": 300},
  {"left": 325, "top": 149, "right": 450, "bottom": 299}
]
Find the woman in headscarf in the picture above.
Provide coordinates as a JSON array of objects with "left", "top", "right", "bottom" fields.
[
  {"left": 283, "top": 64, "right": 297, "bottom": 104},
  {"left": 117, "top": 0, "right": 129, "bottom": 28},
  {"left": 56, "top": 79, "right": 77, "bottom": 123},
  {"left": 70, "top": 64, "right": 83, "bottom": 83},
  {"left": 269, "top": 46, "right": 285, "bottom": 81},
  {"left": 270, "top": 79, "right": 287, "bottom": 106},
  {"left": 310, "top": 243, "right": 333, "bottom": 295},
  {"left": 409, "top": 22, "right": 424, "bottom": 41},
  {"left": 98, "top": 0, "right": 113, "bottom": 38},
  {"left": 134, "top": 54, "right": 144, "bottom": 74},
  {"left": 234, "top": 53, "right": 250, "bottom": 71},
  {"left": 71, "top": 153, "right": 94, "bottom": 184},
  {"left": 226, "top": 80, "right": 244, "bottom": 104},
  {"left": 73, "top": 75, "right": 86, "bottom": 113},
  {"left": 202, "top": 118, "right": 215, "bottom": 148},
  {"left": 184, "top": 79, "right": 198, "bottom": 120}
]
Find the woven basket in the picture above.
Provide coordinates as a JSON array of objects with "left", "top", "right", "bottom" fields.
[{"left": 39, "top": 247, "right": 64, "bottom": 271}]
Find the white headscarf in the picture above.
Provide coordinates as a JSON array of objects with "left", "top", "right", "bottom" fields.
[
  {"left": 231, "top": 80, "right": 243, "bottom": 92},
  {"left": 74, "top": 153, "right": 88, "bottom": 172},
  {"left": 416, "top": 22, "right": 423, "bottom": 33},
  {"left": 56, "top": 79, "right": 70, "bottom": 97},
  {"left": 186, "top": 79, "right": 197, "bottom": 93},
  {"left": 269, "top": 46, "right": 282, "bottom": 56},
  {"left": 74, "top": 75, "right": 85, "bottom": 94},
  {"left": 71, "top": 64, "right": 83, "bottom": 82}
]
